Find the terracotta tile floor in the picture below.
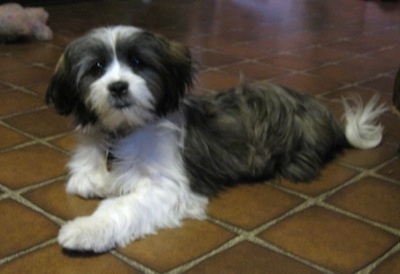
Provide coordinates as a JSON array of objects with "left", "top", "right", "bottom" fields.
[{"left": 0, "top": 0, "right": 400, "bottom": 273}]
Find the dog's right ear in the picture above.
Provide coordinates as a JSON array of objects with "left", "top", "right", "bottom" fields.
[{"left": 46, "top": 54, "right": 78, "bottom": 116}]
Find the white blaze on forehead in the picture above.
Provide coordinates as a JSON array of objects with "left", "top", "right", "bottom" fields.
[{"left": 91, "top": 26, "right": 143, "bottom": 53}]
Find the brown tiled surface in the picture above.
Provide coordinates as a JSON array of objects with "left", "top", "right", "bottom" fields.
[
  {"left": 187, "top": 241, "right": 322, "bottom": 274},
  {"left": 207, "top": 184, "right": 303, "bottom": 230},
  {"left": 259, "top": 207, "right": 398, "bottom": 273},
  {"left": 118, "top": 220, "right": 236, "bottom": 273},
  {"left": 0, "top": 1, "right": 399, "bottom": 273},
  {"left": 328, "top": 177, "right": 400, "bottom": 229}
]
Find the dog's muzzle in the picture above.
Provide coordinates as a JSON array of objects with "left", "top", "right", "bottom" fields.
[{"left": 108, "top": 81, "right": 132, "bottom": 109}]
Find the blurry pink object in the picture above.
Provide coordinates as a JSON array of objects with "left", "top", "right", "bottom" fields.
[{"left": 0, "top": 2, "right": 53, "bottom": 42}]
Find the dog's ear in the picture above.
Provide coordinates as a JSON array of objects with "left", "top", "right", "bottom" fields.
[
  {"left": 154, "top": 34, "right": 195, "bottom": 115},
  {"left": 46, "top": 51, "right": 97, "bottom": 126},
  {"left": 46, "top": 54, "right": 78, "bottom": 116},
  {"left": 164, "top": 38, "right": 194, "bottom": 93}
]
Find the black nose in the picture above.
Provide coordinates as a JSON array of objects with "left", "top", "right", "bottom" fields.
[{"left": 108, "top": 81, "right": 129, "bottom": 97}]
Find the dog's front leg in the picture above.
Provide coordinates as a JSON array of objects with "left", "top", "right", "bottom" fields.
[
  {"left": 66, "top": 142, "right": 109, "bottom": 198},
  {"left": 58, "top": 179, "right": 208, "bottom": 252}
]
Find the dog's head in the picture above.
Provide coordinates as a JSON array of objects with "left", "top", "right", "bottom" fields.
[{"left": 46, "top": 26, "right": 193, "bottom": 131}]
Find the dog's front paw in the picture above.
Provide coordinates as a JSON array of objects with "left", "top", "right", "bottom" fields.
[
  {"left": 58, "top": 217, "right": 115, "bottom": 253},
  {"left": 66, "top": 171, "right": 107, "bottom": 199}
]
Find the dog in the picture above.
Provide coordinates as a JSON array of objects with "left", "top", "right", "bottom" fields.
[{"left": 46, "top": 25, "right": 387, "bottom": 252}]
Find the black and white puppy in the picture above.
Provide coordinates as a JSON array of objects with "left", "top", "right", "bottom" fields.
[{"left": 46, "top": 25, "right": 387, "bottom": 252}]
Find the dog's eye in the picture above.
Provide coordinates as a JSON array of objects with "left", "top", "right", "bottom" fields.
[
  {"left": 130, "top": 57, "right": 144, "bottom": 70},
  {"left": 89, "top": 61, "right": 106, "bottom": 75}
]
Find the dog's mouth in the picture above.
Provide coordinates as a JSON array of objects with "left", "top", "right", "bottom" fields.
[{"left": 109, "top": 96, "right": 132, "bottom": 109}]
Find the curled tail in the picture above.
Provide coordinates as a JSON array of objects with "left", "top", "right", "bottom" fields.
[{"left": 342, "top": 95, "right": 388, "bottom": 149}]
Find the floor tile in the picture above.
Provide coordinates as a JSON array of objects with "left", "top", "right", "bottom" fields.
[
  {"left": 261, "top": 53, "right": 322, "bottom": 71},
  {"left": 185, "top": 36, "right": 232, "bottom": 53},
  {"left": 355, "top": 32, "right": 399, "bottom": 49},
  {"left": 378, "top": 158, "right": 400, "bottom": 182},
  {"left": 217, "top": 29, "right": 267, "bottom": 44},
  {"left": 49, "top": 133, "right": 77, "bottom": 151},
  {"left": 324, "top": 86, "right": 392, "bottom": 104},
  {"left": 0, "top": 66, "right": 53, "bottom": 87},
  {"left": 337, "top": 143, "right": 397, "bottom": 169},
  {"left": 0, "top": 199, "right": 58, "bottom": 258},
  {"left": 275, "top": 163, "right": 357, "bottom": 196},
  {"left": 259, "top": 206, "right": 399, "bottom": 273},
  {"left": 196, "top": 70, "right": 241, "bottom": 91},
  {"left": 118, "top": 219, "right": 235, "bottom": 273},
  {"left": 0, "top": 244, "right": 137, "bottom": 274},
  {"left": 0, "top": 125, "right": 30, "bottom": 150},
  {"left": 11, "top": 45, "right": 63, "bottom": 66},
  {"left": 0, "top": 42, "right": 39, "bottom": 55},
  {"left": 0, "top": 91, "right": 44, "bottom": 117},
  {"left": 325, "top": 39, "right": 382, "bottom": 55},
  {"left": 370, "top": 45, "right": 400, "bottom": 63},
  {"left": 225, "top": 40, "right": 281, "bottom": 59},
  {"left": 0, "top": 145, "right": 68, "bottom": 189},
  {"left": 328, "top": 177, "right": 400, "bottom": 229},
  {"left": 270, "top": 73, "right": 342, "bottom": 95},
  {"left": 360, "top": 75, "right": 397, "bottom": 94},
  {"left": 293, "top": 46, "right": 352, "bottom": 64},
  {"left": 23, "top": 180, "right": 99, "bottom": 221},
  {"left": 208, "top": 184, "right": 303, "bottom": 230},
  {"left": 381, "top": 114, "right": 400, "bottom": 143},
  {"left": 0, "top": 83, "right": 11, "bottom": 93},
  {"left": 187, "top": 241, "right": 321, "bottom": 274},
  {"left": 310, "top": 63, "right": 376, "bottom": 84},
  {"left": 0, "top": 55, "right": 30, "bottom": 74},
  {"left": 340, "top": 56, "right": 397, "bottom": 77},
  {"left": 28, "top": 82, "right": 49, "bottom": 97},
  {"left": 194, "top": 50, "right": 243, "bottom": 69},
  {"left": 222, "top": 61, "right": 288, "bottom": 81},
  {"left": 4, "top": 108, "right": 73, "bottom": 138},
  {"left": 373, "top": 251, "right": 400, "bottom": 274}
]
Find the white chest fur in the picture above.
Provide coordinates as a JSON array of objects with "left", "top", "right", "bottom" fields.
[{"left": 59, "top": 114, "right": 208, "bottom": 252}]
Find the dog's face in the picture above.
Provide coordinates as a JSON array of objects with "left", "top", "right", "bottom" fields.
[{"left": 46, "top": 26, "right": 193, "bottom": 131}]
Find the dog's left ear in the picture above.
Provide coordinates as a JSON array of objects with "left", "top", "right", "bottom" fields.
[
  {"left": 163, "top": 38, "right": 194, "bottom": 92},
  {"left": 46, "top": 54, "right": 79, "bottom": 116},
  {"left": 46, "top": 49, "right": 97, "bottom": 126},
  {"left": 156, "top": 34, "right": 195, "bottom": 114}
]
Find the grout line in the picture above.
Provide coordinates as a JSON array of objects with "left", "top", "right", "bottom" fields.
[
  {"left": 168, "top": 199, "right": 335, "bottom": 273},
  {"left": 250, "top": 199, "right": 316, "bottom": 236},
  {"left": 0, "top": 119, "right": 74, "bottom": 156},
  {"left": 16, "top": 175, "right": 68, "bottom": 195},
  {"left": 0, "top": 105, "right": 48, "bottom": 121},
  {"left": 355, "top": 241, "right": 400, "bottom": 273},
  {"left": 111, "top": 251, "right": 159, "bottom": 274},
  {"left": 163, "top": 152, "right": 400, "bottom": 273},
  {"left": 249, "top": 237, "right": 336, "bottom": 274},
  {"left": 7, "top": 189, "right": 65, "bottom": 226},
  {"left": 0, "top": 238, "right": 58, "bottom": 266},
  {"left": 0, "top": 181, "right": 66, "bottom": 228},
  {"left": 320, "top": 202, "right": 400, "bottom": 237},
  {"left": 338, "top": 155, "right": 400, "bottom": 187},
  {"left": 0, "top": 81, "right": 46, "bottom": 98},
  {"left": 165, "top": 236, "right": 247, "bottom": 274}
]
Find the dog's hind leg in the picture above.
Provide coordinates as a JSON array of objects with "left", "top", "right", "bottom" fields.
[{"left": 278, "top": 150, "right": 323, "bottom": 183}]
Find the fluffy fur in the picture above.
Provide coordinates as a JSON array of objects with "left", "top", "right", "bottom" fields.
[{"left": 46, "top": 25, "right": 387, "bottom": 252}]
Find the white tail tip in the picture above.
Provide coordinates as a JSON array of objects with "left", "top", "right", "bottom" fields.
[{"left": 342, "top": 95, "right": 388, "bottom": 149}]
